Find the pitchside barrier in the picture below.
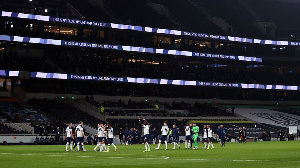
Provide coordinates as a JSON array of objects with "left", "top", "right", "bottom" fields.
[{"left": 1, "top": 135, "right": 299, "bottom": 144}]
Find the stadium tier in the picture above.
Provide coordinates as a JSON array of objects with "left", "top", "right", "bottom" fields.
[
  {"left": 2, "top": 1, "right": 300, "bottom": 168},
  {"left": 0, "top": 0, "right": 299, "bottom": 147}
]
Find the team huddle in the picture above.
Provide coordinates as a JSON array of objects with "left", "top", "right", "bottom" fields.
[{"left": 64, "top": 119, "right": 227, "bottom": 152}]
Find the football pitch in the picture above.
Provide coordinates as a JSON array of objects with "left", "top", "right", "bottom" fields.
[{"left": 0, "top": 141, "right": 300, "bottom": 168}]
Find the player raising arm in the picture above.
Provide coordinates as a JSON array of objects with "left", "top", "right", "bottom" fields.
[
  {"left": 64, "top": 122, "right": 74, "bottom": 151},
  {"left": 76, "top": 121, "right": 86, "bottom": 151},
  {"left": 155, "top": 121, "right": 169, "bottom": 150},
  {"left": 139, "top": 117, "right": 151, "bottom": 152},
  {"left": 94, "top": 122, "right": 106, "bottom": 152}
]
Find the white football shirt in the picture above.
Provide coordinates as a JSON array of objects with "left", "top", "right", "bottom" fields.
[
  {"left": 107, "top": 127, "right": 114, "bottom": 138},
  {"left": 203, "top": 128, "right": 208, "bottom": 138},
  {"left": 98, "top": 127, "right": 106, "bottom": 137},
  {"left": 207, "top": 128, "right": 213, "bottom": 138},
  {"left": 161, "top": 126, "right": 169, "bottom": 135},
  {"left": 65, "top": 127, "right": 72, "bottom": 137},
  {"left": 143, "top": 125, "right": 150, "bottom": 135},
  {"left": 185, "top": 126, "right": 191, "bottom": 136},
  {"left": 76, "top": 125, "right": 83, "bottom": 137}
]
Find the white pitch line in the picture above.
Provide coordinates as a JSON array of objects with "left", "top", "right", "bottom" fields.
[
  {"left": 232, "top": 160, "right": 268, "bottom": 162},
  {"left": 114, "top": 154, "right": 134, "bottom": 156},
  {"left": 137, "top": 156, "right": 170, "bottom": 160},
  {"left": 137, "top": 158, "right": 157, "bottom": 160},
  {"left": 77, "top": 156, "right": 95, "bottom": 158},
  {"left": 177, "top": 158, "right": 300, "bottom": 162},
  {"left": 47, "top": 155, "right": 65, "bottom": 157},
  {"left": 106, "top": 157, "right": 125, "bottom": 159},
  {"left": 178, "top": 159, "right": 209, "bottom": 161},
  {"left": 20, "top": 154, "right": 34, "bottom": 156},
  {"left": 0, "top": 153, "right": 12, "bottom": 155}
]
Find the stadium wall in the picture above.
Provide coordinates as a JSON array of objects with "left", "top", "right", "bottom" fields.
[
  {"left": 0, "top": 136, "right": 36, "bottom": 144},
  {"left": 26, "top": 93, "right": 300, "bottom": 106}
]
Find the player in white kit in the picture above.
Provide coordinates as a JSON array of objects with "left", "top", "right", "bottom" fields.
[
  {"left": 155, "top": 121, "right": 169, "bottom": 150},
  {"left": 207, "top": 125, "right": 214, "bottom": 149},
  {"left": 94, "top": 122, "right": 107, "bottom": 152},
  {"left": 64, "top": 122, "right": 74, "bottom": 151},
  {"left": 139, "top": 117, "right": 150, "bottom": 152},
  {"left": 185, "top": 122, "right": 191, "bottom": 149},
  {"left": 202, "top": 125, "right": 208, "bottom": 149},
  {"left": 106, "top": 123, "right": 117, "bottom": 152},
  {"left": 76, "top": 121, "right": 86, "bottom": 151}
]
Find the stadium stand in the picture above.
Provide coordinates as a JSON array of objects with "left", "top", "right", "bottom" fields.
[
  {"left": 235, "top": 108, "right": 300, "bottom": 128},
  {"left": 1, "top": 0, "right": 300, "bottom": 145},
  {"left": 83, "top": 98, "right": 233, "bottom": 117},
  {"left": 28, "top": 99, "right": 101, "bottom": 130}
]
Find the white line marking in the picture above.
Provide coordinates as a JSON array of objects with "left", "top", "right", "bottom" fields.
[
  {"left": 179, "top": 159, "right": 208, "bottom": 161},
  {"left": 137, "top": 156, "right": 170, "bottom": 160},
  {"left": 106, "top": 157, "right": 125, "bottom": 159},
  {"left": 77, "top": 156, "right": 94, "bottom": 158},
  {"left": 47, "top": 155, "right": 65, "bottom": 157},
  {"left": 232, "top": 160, "right": 270, "bottom": 162},
  {"left": 20, "top": 154, "right": 34, "bottom": 156}
]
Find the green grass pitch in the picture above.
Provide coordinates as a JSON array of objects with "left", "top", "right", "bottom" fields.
[{"left": 0, "top": 141, "right": 300, "bottom": 168}]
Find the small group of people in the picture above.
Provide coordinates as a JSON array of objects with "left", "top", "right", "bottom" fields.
[
  {"left": 145, "top": 119, "right": 181, "bottom": 151},
  {"left": 93, "top": 122, "right": 117, "bottom": 152},
  {"left": 119, "top": 126, "right": 158, "bottom": 145},
  {"left": 238, "top": 127, "right": 247, "bottom": 143},
  {"left": 201, "top": 124, "right": 215, "bottom": 149},
  {"left": 64, "top": 121, "right": 86, "bottom": 152},
  {"left": 64, "top": 121, "right": 118, "bottom": 152},
  {"left": 137, "top": 119, "right": 227, "bottom": 152}
]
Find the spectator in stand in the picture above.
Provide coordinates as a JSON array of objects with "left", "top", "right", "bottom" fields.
[
  {"left": 85, "top": 95, "right": 89, "bottom": 101},
  {"left": 90, "top": 95, "right": 94, "bottom": 101},
  {"left": 3, "top": 79, "right": 7, "bottom": 91},
  {"left": 100, "top": 106, "right": 104, "bottom": 114},
  {"left": 45, "top": 123, "right": 50, "bottom": 136}
]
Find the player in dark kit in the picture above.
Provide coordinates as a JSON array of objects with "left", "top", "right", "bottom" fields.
[
  {"left": 219, "top": 125, "right": 226, "bottom": 147},
  {"left": 172, "top": 124, "right": 180, "bottom": 149}
]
